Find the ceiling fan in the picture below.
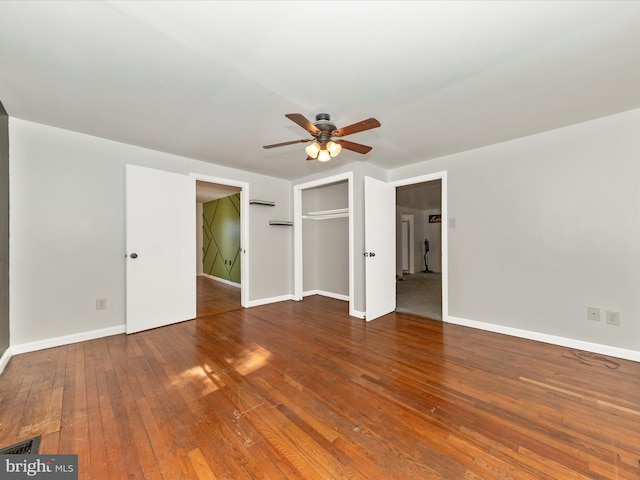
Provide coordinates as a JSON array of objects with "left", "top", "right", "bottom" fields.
[{"left": 263, "top": 113, "right": 381, "bottom": 162}]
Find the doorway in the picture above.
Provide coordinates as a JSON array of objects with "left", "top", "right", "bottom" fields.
[
  {"left": 392, "top": 174, "right": 446, "bottom": 321},
  {"left": 195, "top": 180, "right": 243, "bottom": 316},
  {"left": 125, "top": 167, "right": 249, "bottom": 333},
  {"left": 191, "top": 173, "right": 250, "bottom": 310},
  {"left": 294, "top": 172, "right": 355, "bottom": 316}
]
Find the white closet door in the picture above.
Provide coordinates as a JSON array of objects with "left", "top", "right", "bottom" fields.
[{"left": 364, "top": 176, "right": 396, "bottom": 321}]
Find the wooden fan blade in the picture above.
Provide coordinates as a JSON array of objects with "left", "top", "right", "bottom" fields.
[
  {"left": 333, "top": 118, "right": 381, "bottom": 137},
  {"left": 263, "top": 138, "right": 314, "bottom": 149},
  {"left": 335, "top": 139, "right": 372, "bottom": 155},
  {"left": 285, "top": 113, "right": 321, "bottom": 136}
]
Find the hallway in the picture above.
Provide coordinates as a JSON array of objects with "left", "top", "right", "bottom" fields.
[
  {"left": 197, "top": 275, "right": 242, "bottom": 317},
  {"left": 395, "top": 272, "right": 442, "bottom": 320}
]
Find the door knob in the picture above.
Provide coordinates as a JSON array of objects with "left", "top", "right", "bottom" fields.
[{"left": 130, "top": 253, "right": 138, "bottom": 259}]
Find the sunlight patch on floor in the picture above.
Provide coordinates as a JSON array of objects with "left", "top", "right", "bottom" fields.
[
  {"left": 227, "top": 343, "right": 272, "bottom": 376},
  {"left": 176, "top": 364, "right": 222, "bottom": 396}
]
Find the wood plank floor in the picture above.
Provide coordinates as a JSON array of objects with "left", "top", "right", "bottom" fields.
[
  {"left": 196, "top": 276, "right": 242, "bottom": 317},
  {"left": 1, "top": 292, "right": 639, "bottom": 479}
]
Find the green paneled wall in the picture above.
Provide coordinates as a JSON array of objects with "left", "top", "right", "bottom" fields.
[{"left": 202, "top": 194, "right": 241, "bottom": 283}]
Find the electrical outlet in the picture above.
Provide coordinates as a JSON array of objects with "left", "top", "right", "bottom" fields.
[
  {"left": 606, "top": 311, "right": 620, "bottom": 326},
  {"left": 96, "top": 298, "right": 107, "bottom": 310},
  {"left": 587, "top": 307, "right": 600, "bottom": 321}
]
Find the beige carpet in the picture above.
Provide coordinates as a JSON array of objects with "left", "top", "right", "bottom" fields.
[{"left": 395, "top": 272, "right": 442, "bottom": 320}]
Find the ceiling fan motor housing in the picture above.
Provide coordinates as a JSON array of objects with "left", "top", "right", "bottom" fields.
[{"left": 313, "top": 113, "right": 337, "bottom": 144}]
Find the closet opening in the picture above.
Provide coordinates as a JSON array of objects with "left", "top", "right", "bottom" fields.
[{"left": 293, "top": 172, "right": 356, "bottom": 317}]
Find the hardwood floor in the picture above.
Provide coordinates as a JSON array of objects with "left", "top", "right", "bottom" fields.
[
  {"left": 197, "top": 275, "right": 242, "bottom": 317},
  {"left": 1, "top": 291, "right": 639, "bottom": 479}
]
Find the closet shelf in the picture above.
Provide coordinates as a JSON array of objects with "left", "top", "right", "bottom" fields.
[{"left": 302, "top": 208, "right": 349, "bottom": 220}]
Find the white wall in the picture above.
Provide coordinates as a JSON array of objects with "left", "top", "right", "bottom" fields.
[
  {"left": 302, "top": 182, "right": 349, "bottom": 298},
  {"left": 9, "top": 119, "right": 292, "bottom": 346},
  {"left": 388, "top": 108, "right": 640, "bottom": 354},
  {"left": 396, "top": 208, "right": 420, "bottom": 276},
  {"left": 316, "top": 182, "right": 348, "bottom": 297},
  {"left": 302, "top": 189, "right": 320, "bottom": 292}
]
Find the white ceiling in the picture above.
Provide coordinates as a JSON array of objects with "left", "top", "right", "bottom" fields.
[
  {"left": 1, "top": 1, "right": 640, "bottom": 181},
  {"left": 195, "top": 180, "right": 240, "bottom": 204}
]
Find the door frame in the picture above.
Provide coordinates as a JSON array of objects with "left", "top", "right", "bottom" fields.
[
  {"left": 401, "top": 214, "right": 415, "bottom": 275},
  {"left": 293, "top": 172, "right": 355, "bottom": 317},
  {"left": 190, "top": 173, "right": 250, "bottom": 308},
  {"left": 390, "top": 171, "right": 448, "bottom": 320}
]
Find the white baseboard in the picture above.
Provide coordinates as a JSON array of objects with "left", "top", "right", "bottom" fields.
[
  {"left": 302, "top": 290, "right": 364, "bottom": 319},
  {"left": 0, "top": 347, "right": 12, "bottom": 376},
  {"left": 199, "top": 273, "right": 241, "bottom": 288},
  {"left": 446, "top": 315, "right": 640, "bottom": 363},
  {"left": 11, "top": 325, "right": 126, "bottom": 355},
  {"left": 303, "top": 290, "right": 349, "bottom": 302},
  {"left": 245, "top": 294, "right": 296, "bottom": 308}
]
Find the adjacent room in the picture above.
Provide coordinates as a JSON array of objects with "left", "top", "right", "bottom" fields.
[
  {"left": 395, "top": 180, "right": 443, "bottom": 320},
  {"left": 1, "top": 2, "right": 639, "bottom": 478}
]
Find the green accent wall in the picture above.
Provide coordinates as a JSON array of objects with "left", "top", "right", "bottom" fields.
[{"left": 202, "top": 194, "right": 241, "bottom": 283}]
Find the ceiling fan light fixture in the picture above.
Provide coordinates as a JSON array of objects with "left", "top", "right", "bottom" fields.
[
  {"left": 317, "top": 149, "right": 331, "bottom": 162},
  {"left": 305, "top": 142, "right": 321, "bottom": 159},
  {"left": 327, "top": 140, "right": 342, "bottom": 157},
  {"left": 264, "top": 113, "right": 381, "bottom": 162}
]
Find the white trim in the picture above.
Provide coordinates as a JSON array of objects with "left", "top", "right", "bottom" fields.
[
  {"left": 306, "top": 208, "right": 349, "bottom": 216},
  {"left": 303, "top": 208, "right": 349, "bottom": 220},
  {"left": 302, "top": 213, "right": 349, "bottom": 220},
  {"left": 189, "top": 173, "right": 249, "bottom": 308},
  {"left": 11, "top": 325, "right": 126, "bottom": 355},
  {"left": 245, "top": 294, "right": 296, "bottom": 308},
  {"left": 294, "top": 172, "right": 356, "bottom": 317},
  {"left": 391, "top": 171, "right": 448, "bottom": 320},
  {"left": 199, "top": 273, "right": 241, "bottom": 288},
  {"left": 303, "top": 290, "right": 350, "bottom": 302},
  {"left": 0, "top": 347, "right": 12, "bottom": 376},
  {"left": 350, "top": 309, "right": 366, "bottom": 319},
  {"left": 446, "top": 315, "right": 640, "bottom": 363},
  {"left": 401, "top": 214, "right": 415, "bottom": 274}
]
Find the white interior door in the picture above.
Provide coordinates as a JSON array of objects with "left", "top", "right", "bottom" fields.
[
  {"left": 126, "top": 164, "right": 196, "bottom": 334},
  {"left": 364, "top": 176, "right": 396, "bottom": 321}
]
